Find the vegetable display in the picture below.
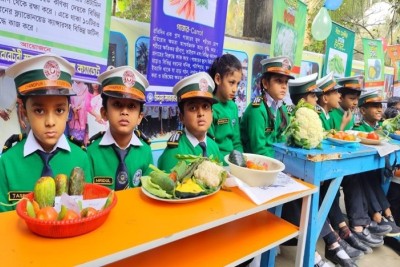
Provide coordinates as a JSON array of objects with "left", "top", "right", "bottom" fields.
[
  {"left": 328, "top": 54, "right": 344, "bottom": 76},
  {"left": 382, "top": 113, "right": 400, "bottom": 133},
  {"left": 284, "top": 99, "right": 324, "bottom": 149},
  {"left": 20, "top": 167, "right": 112, "bottom": 221},
  {"left": 141, "top": 155, "right": 227, "bottom": 199}
]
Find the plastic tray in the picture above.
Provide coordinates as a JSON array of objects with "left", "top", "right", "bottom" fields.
[{"left": 16, "top": 184, "right": 117, "bottom": 238}]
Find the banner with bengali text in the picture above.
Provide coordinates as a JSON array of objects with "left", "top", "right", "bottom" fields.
[
  {"left": 323, "top": 22, "right": 355, "bottom": 77},
  {"left": 362, "top": 38, "right": 385, "bottom": 90},
  {"left": 270, "top": 0, "right": 307, "bottom": 74},
  {"left": 0, "top": 0, "right": 111, "bottom": 82},
  {"left": 386, "top": 45, "right": 400, "bottom": 83},
  {"left": 147, "top": 0, "right": 228, "bottom": 89}
]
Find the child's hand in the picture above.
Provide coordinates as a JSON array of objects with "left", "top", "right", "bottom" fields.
[{"left": 340, "top": 110, "right": 352, "bottom": 131}]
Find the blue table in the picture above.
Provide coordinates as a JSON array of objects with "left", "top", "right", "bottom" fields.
[{"left": 273, "top": 141, "right": 399, "bottom": 267}]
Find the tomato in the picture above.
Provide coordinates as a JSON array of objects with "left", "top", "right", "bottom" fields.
[
  {"left": 81, "top": 207, "right": 98, "bottom": 218},
  {"left": 367, "top": 132, "right": 379, "bottom": 140},
  {"left": 61, "top": 209, "right": 80, "bottom": 221},
  {"left": 36, "top": 207, "right": 58, "bottom": 221}
]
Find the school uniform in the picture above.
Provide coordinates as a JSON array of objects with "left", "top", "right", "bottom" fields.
[
  {"left": 93, "top": 65, "right": 152, "bottom": 191},
  {"left": 240, "top": 94, "right": 289, "bottom": 158},
  {"left": 158, "top": 71, "right": 220, "bottom": 172},
  {"left": 158, "top": 129, "right": 221, "bottom": 172},
  {"left": 0, "top": 53, "right": 93, "bottom": 212},
  {"left": 87, "top": 129, "right": 153, "bottom": 189},
  {"left": 0, "top": 133, "right": 91, "bottom": 212},
  {"left": 209, "top": 99, "right": 242, "bottom": 164},
  {"left": 240, "top": 56, "right": 294, "bottom": 158}
]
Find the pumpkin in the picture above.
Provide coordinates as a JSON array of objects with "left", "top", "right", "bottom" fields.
[{"left": 175, "top": 178, "right": 204, "bottom": 198}]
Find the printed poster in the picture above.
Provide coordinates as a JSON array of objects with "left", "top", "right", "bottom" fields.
[
  {"left": 270, "top": 0, "right": 307, "bottom": 74},
  {"left": 147, "top": 0, "right": 228, "bottom": 91},
  {"left": 386, "top": 45, "right": 400, "bottom": 82},
  {"left": 0, "top": 0, "right": 111, "bottom": 82},
  {"left": 323, "top": 22, "right": 355, "bottom": 77},
  {"left": 362, "top": 38, "right": 385, "bottom": 91}
]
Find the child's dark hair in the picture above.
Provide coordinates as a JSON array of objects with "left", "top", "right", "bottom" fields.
[
  {"left": 338, "top": 87, "right": 361, "bottom": 98},
  {"left": 207, "top": 54, "right": 242, "bottom": 95},
  {"left": 387, "top": 96, "right": 400, "bottom": 108},
  {"left": 101, "top": 95, "right": 144, "bottom": 112},
  {"left": 290, "top": 93, "right": 309, "bottom": 106},
  {"left": 384, "top": 106, "right": 399, "bottom": 119}
]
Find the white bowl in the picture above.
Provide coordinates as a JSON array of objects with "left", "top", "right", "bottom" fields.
[{"left": 224, "top": 153, "right": 285, "bottom": 187}]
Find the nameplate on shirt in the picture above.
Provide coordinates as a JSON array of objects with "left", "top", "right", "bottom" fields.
[
  {"left": 8, "top": 191, "right": 30, "bottom": 201},
  {"left": 217, "top": 118, "right": 229, "bottom": 125},
  {"left": 93, "top": 177, "right": 113, "bottom": 185},
  {"left": 265, "top": 127, "right": 273, "bottom": 133}
]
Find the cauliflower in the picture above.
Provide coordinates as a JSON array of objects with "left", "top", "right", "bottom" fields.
[
  {"left": 285, "top": 100, "right": 324, "bottom": 149},
  {"left": 193, "top": 160, "right": 227, "bottom": 188}
]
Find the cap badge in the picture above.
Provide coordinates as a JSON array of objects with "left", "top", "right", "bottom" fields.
[
  {"left": 199, "top": 78, "right": 209, "bottom": 92},
  {"left": 43, "top": 60, "right": 61, "bottom": 80},
  {"left": 282, "top": 58, "right": 291, "bottom": 71},
  {"left": 123, "top": 70, "right": 136, "bottom": 87}
]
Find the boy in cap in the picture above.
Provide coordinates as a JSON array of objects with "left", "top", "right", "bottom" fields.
[
  {"left": 285, "top": 73, "right": 361, "bottom": 265},
  {"left": 240, "top": 56, "right": 294, "bottom": 157},
  {"left": 342, "top": 90, "right": 400, "bottom": 248},
  {"left": 86, "top": 66, "right": 153, "bottom": 190},
  {"left": 316, "top": 72, "right": 341, "bottom": 130},
  {"left": 330, "top": 76, "right": 364, "bottom": 131},
  {"left": 0, "top": 53, "right": 92, "bottom": 212},
  {"left": 157, "top": 72, "right": 221, "bottom": 172},
  {"left": 288, "top": 72, "right": 320, "bottom": 106}
]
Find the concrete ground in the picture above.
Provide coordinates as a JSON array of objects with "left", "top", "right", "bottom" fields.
[
  {"left": 275, "top": 238, "right": 399, "bottom": 266},
  {"left": 275, "top": 188, "right": 400, "bottom": 266}
]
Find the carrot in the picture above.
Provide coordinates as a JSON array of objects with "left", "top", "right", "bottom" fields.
[
  {"left": 190, "top": 0, "right": 195, "bottom": 20},
  {"left": 177, "top": 0, "right": 189, "bottom": 15},
  {"left": 169, "top": 171, "right": 177, "bottom": 182},
  {"left": 185, "top": 0, "right": 191, "bottom": 19},
  {"left": 170, "top": 0, "right": 181, "bottom": 5}
]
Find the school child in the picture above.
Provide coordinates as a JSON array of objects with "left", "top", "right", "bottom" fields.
[
  {"left": 207, "top": 54, "right": 243, "bottom": 164},
  {"left": 315, "top": 72, "right": 342, "bottom": 130},
  {"left": 240, "top": 56, "right": 294, "bottom": 157},
  {"left": 86, "top": 66, "right": 153, "bottom": 190},
  {"left": 330, "top": 76, "right": 364, "bottom": 131},
  {"left": 157, "top": 72, "right": 221, "bottom": 172},
  {"left": 384, "top": 100, "right": 400, "bottom": 253},
  {"left": 351, "top": 91, "right": 400, "bottom": 234},
  {"left": 341, "top": 91, "right": 400, "bottom": 250},
  {"left": 384, "top": 96, "right": 400, "bottom": 119},
  {"left": 286, "top": 74, "right": 359, "bottom": 266},
  {"left": 0, "top": 53, "right": 92, "bottom": 212}
]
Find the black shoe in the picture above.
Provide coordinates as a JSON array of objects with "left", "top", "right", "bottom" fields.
[
  {"left": 344, "top": 233, "right": 373, "bottom": 254},
  {"left": 381, "top": 215, "right": 400, "bottom": 237},
  {"left": 338, "top": 239, "right": 364, "bottom": 260},
  {"left": 367, "top": 220, "right": 392, "bottom": 236},
  {"left": 351, "top": 227, "right": 384, "bottom": 247},
  {"left": 383, "top": 236, "right": 400, "bottom": 256},
  {"left": 325, "top": 246, "right": 358, "bottom": 267}
]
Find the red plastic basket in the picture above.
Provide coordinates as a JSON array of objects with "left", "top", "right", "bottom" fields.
[{"left": 16, "top": 183, "right": 117, "bottom": 238}]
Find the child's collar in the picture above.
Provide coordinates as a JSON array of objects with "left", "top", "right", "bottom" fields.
[
  {"left": 184, "top": 128, "right": 206, "bottom": 148},
  {"left": 23, "top": 131, "right": 70, "bottom": 157},
  {"left": 99, "top": 128, "right": 142, "bottom": 149},
  {"left": 264, "top": 93, "right": 283, "bottom": 110}
]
